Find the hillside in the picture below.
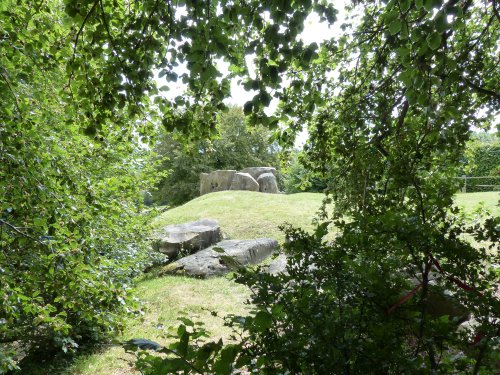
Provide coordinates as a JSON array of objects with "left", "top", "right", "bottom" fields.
[
  {"left": 152, "top": 191, "right": 330, "bottom": 242},
  {"left": 34, "top": 191, "right": 498, "bottom": 374}
]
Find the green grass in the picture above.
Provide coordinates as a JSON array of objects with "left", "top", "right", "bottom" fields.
[
  {"left": 454, "top": 191, "right": 499, "bottom": 217},
  {"left": 44, "top": 276, "right": 249, "bottom": 375},
  {"left": 39, "top": 191, "right": 499, "bottom": 374},
  {"left": 152, "top": 190, "right": 329, "bottom": 242}
]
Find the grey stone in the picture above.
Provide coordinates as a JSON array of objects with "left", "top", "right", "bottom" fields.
[
  {"left": 152, "top": 219, "right": 222, "bottom": 258},
  {"left": 229, "top": 172, "right": 259, "bottom": 192},
  {"left": 162, "top": 239, "right": 278, "bottom": 277},
  {"left": 257, "top": 172, "right": 279, "bottom": 193},
  {"left": 200, "top": 170, "right": 237, "bottom": 195},
  {"left": 267, "top": 253, "right": 288, "bottom": 275},
  {"left": 240, "top": 167, "right": 276, "bottom": 180}
]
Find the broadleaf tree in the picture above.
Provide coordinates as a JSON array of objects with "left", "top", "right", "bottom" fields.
[{"left": 152, "top": 106, "right": 279, "bottom": 206}]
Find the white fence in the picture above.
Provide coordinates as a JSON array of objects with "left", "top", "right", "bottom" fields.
[{"left": 455, "top": 176, "right": 500, "bottom": 193}]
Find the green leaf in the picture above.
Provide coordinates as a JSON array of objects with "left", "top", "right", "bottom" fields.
[
  {"left": 389, "top": 19, "right": 402, "bottom": 35},
  {"left": 400, "top": 0, "right": 411, "bottom": 12},
  {"left": 434, "top": 13, "right": 448, "bottom": 33},
  {"left": 383, "top": 10, "right": 399, "bottom": 25},
  {"left": 424, "top": 0, "right": 435, "bottom": 12},
  {"left": 177, "top": 317, "right": 194, "bottom": 326},
  {"left": 426, "top": 32, "right": 442, "bottom": 50},
  {"left": 254, "top": 310, "right": 273, "bottom": 331},
  {"left": 398, "top": 69, "right": 414, "bottom": 86},
  {"left": 243, "top": 101, "right": 253, "bottom": 115},
  {"left": 219, "top": 255, "right": 240, "bottom": 270},
  {"left": 405, "top": 88, "right": 418, "bottom": 104},
  {"left": 259, "top": 90, "right": 272, "bottom": 107},
  {"left": 212, "top": 247, "right": 225, "bottom": 254},
  {"left": 396, "top": 47, "right": 410, "bottom": 58}
]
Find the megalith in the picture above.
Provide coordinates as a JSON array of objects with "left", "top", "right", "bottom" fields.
[
  {"left": 151, "top": 219, "right": 222, "bottom": 258},
  {"left": 161, "top": 239, "right": 278, "bottom": 278},
  {"left": 229, "top": 172, "right": 259, "bottom": 192},
  {"left": 200, "top": 170, "right": 236, "bottom": 195},
  {"left": 257, "top": 172, "right": 279, "bottom": 193}
]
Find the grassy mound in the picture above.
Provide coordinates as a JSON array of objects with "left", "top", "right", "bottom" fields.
[
  {"left": 33, "top": 191, "right": 498, "bottom": 374},
  {"left": 152, "top": 191, "right": 329, "bottom": 242}
]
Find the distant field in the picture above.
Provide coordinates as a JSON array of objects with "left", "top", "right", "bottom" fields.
[
  {"left": 47, "top": 190, "right": 498, "bottom": 375},
  {"left": 454, "top": 191, "right": 499, "bottom": 217}
]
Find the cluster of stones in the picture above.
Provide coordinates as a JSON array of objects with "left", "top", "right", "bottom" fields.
[
  {"left": 150, "top": 220, "right": 473, "bottom": 332},
  {"left": 151, "top": 219, "right": 278, "bottom": 278},
  {"left": 199, "top": 167, "right": 279, "bottom": 196}
]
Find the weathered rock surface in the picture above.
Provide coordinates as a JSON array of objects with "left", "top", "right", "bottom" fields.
[
  {"left": 267, "top": 253, "right": 288, "bottom": 275},
  {"left": 240, "top": 167, "right": 276, "bottom": 180},
  {"left": 162, "top": 239, "right": 278, "bottom": 277},
  {"left": 257, "top": 172, "right": 279, "bottom": 193},
  {"left": 199, "top": 167, "right": 279, "bottom": 196},
  {"left": 200, "top": 170, "right": 237, "bottom": 195},
  {"left": 229, "top": 172, "right": 259, "bottom": 192},
  {"left": 151, "top": 219, "right": 222, "bottom": 258}
]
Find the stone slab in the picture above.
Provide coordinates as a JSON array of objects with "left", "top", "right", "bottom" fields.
[
  {"left": 162, "top": 239, "right": 278, "bottom": 277},
  {"left": 152, "top": 219, "right": 222, "bottom": 258}
]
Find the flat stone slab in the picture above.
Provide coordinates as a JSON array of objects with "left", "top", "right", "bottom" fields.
[
  {"left": 151, "top": 219, "right": 222, "bottom": 258},
  {"left": 162, "top": 239, "right": 278, "bottom": 278}
]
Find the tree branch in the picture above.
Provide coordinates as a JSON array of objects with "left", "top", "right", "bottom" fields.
[
  {"left": 462, "top": 76, "right": 500, "bottom": 99},
  {"left": 0, "top": 218, "right": 48, "bottom": 247}
]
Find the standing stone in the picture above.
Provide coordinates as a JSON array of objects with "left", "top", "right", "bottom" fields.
[
  {"left": 257, "top": 172, "right": 279, "bottom": 193},
  {"left": 151, "top": 219, "right": 222, "bottom": 258},
  {"left": 161, "top": 239, "right": 278, "bottom": 277},
  {"left": 229, "top": 172, "right": 259, "bottom": 192},
  {"left": 240, "top": 167, "right": 276, "bottom": 180},
  {"left": 200, "top": 170, "right": 237, "bottom": 195}
]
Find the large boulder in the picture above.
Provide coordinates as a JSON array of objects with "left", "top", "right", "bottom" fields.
[
  {"left": 200, "top": 170, "right": 237, "bottom": 195},
  {"left": 240, "top": 167, "right": 276, "bottom": 180},
  {"left": 151, "top": 219, "right": 222, "bottom": 258},
  {"left": 162, "top": 239, "right": 278, "bottom": 278},
  {"left": 229, "top": 172, "right": 259, "bottom": 192},
  {"left": 257, "top": 172, "right": 279, "bottom": 193}
]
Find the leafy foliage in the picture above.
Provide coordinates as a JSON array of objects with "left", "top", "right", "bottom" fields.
[
  {"left": 281, "top": 150, "right": 328, "bottom": 193},
  {"left": 463, "top": 135, "right": 500, "bottom": 191},
  {"left": 152, "top": 107, "right": 279, "bottom": 206},
  {"left": 133, "top": 0, "right": 499, "bottom": 373},
  {"left": 0, "top": 1, "right": 158, "bottom": 369},
  {"left": 1, "top": 0, "right": 336, "bottom": 370}
]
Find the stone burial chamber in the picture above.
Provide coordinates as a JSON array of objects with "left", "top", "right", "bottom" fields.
[
  {"left": 150, "top": 218, "right": 222, "bottom": 258},
  {"left": 199, "top": 166, "right": 279, "bottom": 195}
]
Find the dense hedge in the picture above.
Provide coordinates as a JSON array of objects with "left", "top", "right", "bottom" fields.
[{"left": 463, "top": 140, "right": 500, "bottom": 192}]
